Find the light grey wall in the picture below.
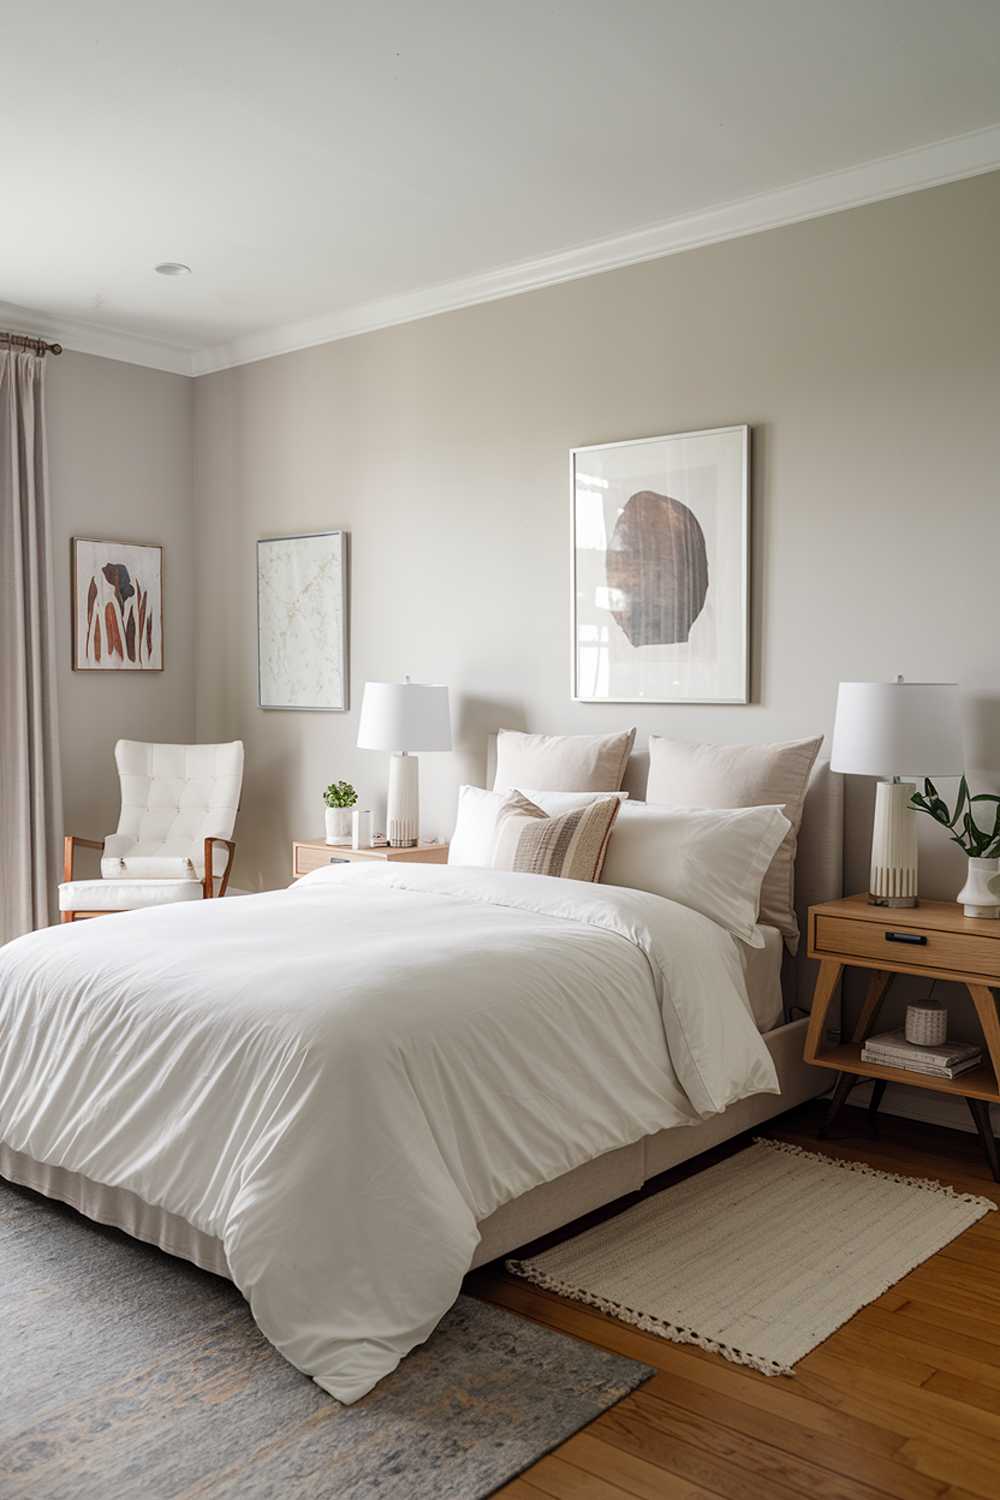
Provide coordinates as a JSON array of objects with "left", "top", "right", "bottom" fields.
[
  {"left": 46, "top": 351, "right": 195, "bottom": 853},
  {"left": 193, "top": 172, "right": 1000, "bottom": 915}
]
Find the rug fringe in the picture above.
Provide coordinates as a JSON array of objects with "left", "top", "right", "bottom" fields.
[
  {"left": 504, "top": 1261, "right": 794, "bottom": 1378},
  {"left": 754, "top": 1135, "right": 997, "bottom": 1211}
]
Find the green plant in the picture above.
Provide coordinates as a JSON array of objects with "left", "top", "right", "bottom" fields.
[
  {"left": 323, "top": 780, "right": 358, "bottom": 810},
  {"left": 910, "top": 777, "right": 1000, "bottom": 858}
]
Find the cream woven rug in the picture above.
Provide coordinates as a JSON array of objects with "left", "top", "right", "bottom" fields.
[{"left": 509, "top": 1138, "right": 995, "bottom": 1376}]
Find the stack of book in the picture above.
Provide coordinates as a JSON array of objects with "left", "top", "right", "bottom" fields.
[{"left": 861, "top": 1029, "right": 983, "bottom": 1080}]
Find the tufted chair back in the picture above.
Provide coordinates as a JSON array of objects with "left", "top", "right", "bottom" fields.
[{"left": 101, "top": 740, "right": 244, "bottom": 881}]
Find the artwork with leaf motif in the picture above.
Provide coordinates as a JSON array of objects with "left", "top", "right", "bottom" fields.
[{"left": 72, "top": 538, "right": 163, "bottom": 671}]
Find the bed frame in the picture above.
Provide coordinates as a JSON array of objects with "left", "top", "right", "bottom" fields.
[{"left": 1, "top": 755, "right": 843, "bottom": 1280}]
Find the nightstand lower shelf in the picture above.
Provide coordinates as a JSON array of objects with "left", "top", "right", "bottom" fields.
[
  {"left": 809, "top": 1044, "right": 1000, "bottom": 1180},
  {"left": 809, "top": 1043, "right": 1000, "bottom": 1105}
]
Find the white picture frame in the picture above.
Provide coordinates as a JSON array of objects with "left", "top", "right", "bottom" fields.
[
  {"left": 257, "top": 530, "right": 349, "bottom": 712},
  {"left": 571, "top": 425, "right": 750, "bottom": 704}
]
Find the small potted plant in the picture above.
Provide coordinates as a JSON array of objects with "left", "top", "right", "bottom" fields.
[
  {"left": 911, "top": 777, "right": 1000, "bottom": 917},
  {"left": 324, "top": 780, "right": 358, "bottom": 846}
]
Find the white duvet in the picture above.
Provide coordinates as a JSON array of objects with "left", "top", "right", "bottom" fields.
[{"left": 0, "top": 863, "right": 777, "bottom": 1401}]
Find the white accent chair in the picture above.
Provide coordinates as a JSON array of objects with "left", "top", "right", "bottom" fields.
[{"left": 60, "top": 740, "right": 244, "bottom": 921}]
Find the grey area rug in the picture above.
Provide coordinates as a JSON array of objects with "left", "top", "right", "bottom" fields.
[
  {"left": 1, "top": 1178, "right": 651, "bottom": 1500},
  {"left": 510, "top": 1137, "right": 995, "bottom": 1377}
]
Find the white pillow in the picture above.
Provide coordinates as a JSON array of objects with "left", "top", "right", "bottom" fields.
[
  {"left": 646, "top": 734, "right": 822, "bottom": 951},
  {"left": 599, "top": 801, "right": 791, "bottom": 946},
  {"left": 449, "top": 785, "right": 628, "bottom": 867},
  {"left": 493, "top": 728, "right": 635, "bottom": 793}
]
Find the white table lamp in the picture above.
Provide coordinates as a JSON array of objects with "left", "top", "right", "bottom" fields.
[
  {"left": 357, "top": 679, "right": 451, "bottom": 847},
  {"left": 830, "top": 679, "right": 962, "bottom": 906}
]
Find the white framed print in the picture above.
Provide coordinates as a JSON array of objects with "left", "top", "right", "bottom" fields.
[
  {"left": 571, "top": 425, "right": 750, "bottom": 704},
  {"left": 257, "top": 530, "right": 349, "bottom": 711},
  {"left": 72, "top": 537, "right": 163, "bottom": 671}
]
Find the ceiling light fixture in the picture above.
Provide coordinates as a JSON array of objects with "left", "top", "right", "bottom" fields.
[{"left": 154, "top": 261, "right": 192, "bottom": 277}]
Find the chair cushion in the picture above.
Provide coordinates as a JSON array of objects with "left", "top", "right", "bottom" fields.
[{"left": 59, "top": 879, "right": 204, "bottom": 912}]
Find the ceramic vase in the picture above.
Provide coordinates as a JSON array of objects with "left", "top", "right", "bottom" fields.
[
  {"left": 957, "top": 856, "right": 1000, "bottom": 919},
  {"left": 325, "top": 806, "right": 353, "bottom": 846}
]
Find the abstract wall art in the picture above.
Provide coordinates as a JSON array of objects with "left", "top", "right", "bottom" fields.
[
  {"left": 257, "top": 530, "right": 349, "bottom": 711},
  {"left": 571, "top": 426, "right": 749, "bottom": 704},
  {"left": 72, "top": 538, "right": 163, "bottom": 671}
]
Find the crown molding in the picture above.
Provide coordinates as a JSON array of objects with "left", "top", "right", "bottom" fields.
[
  {"left": 9, "top": 122, "right": 1000, "bottom": 380},
  {"left": 191, "top": 122, "right": 1000, "bottom": 377},
  {"left": 0, "top": 299, "right": 195, "bottom": 376}
]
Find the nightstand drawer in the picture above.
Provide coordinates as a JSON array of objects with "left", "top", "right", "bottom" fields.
[
  {"left": 293, "top": 843, "right": 342, "bottom": 877},
  {"left": 814, "top": 914, "right": 1000, "bottom": 980},
  {"left": 292, "top": 839, "right": 450, "bottom": 878}
]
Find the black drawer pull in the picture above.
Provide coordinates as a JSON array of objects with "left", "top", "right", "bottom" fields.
[{"left": 885, "top": 930, "right": 927, "bottom": 945}]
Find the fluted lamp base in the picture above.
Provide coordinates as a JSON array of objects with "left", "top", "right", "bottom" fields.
[
  {"left": 386, "top": 752, "right": 419, "bottom": 848},
  {"left": 868, "top": 779, "right": 918, "bottom": 907}
]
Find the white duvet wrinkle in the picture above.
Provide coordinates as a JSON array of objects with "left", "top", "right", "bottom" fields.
[{"left": 325, "top": 864, "right": 778, "bottom": 1120}]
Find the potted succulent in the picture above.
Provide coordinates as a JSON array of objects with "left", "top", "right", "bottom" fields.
[
  {"left": 324, "top": 780, "right": 358, "bottom": 846},
  {"left": 911, "top": 777, "right": 1000, "bottom": 917}
]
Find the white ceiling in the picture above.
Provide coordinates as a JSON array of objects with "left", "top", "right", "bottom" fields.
[{"left": 4, "top": 0, "right": 1000, "bottom": 375}]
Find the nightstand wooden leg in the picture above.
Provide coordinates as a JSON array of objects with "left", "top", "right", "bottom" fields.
[
  {"left": 967, "top": 1098, "right": 1000, "bottom": 1183},
  {"left": 867, "top": 1078, "right": 888, "bottom": 1137},
  {"left": 804, "top": 961, "right": 844, "bottom": 1063},
  {"left": 852, "top": 971, "right": 894, "bottom": 1044},
  {"left": 967, "top": 985, "right": 1000, "bottom": 1085},
  {"left": 819, "top": 1072, "right": 858, "bottom": 1140}
]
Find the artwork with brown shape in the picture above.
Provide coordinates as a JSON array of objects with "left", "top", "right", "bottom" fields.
[
  {"left": 606, "top": 490, "right": 709, "bottom": 647},
  {"left": 72, "top": 539, "right": 163, "bottom": 671}
]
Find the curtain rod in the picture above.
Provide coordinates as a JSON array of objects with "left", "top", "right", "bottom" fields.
[{"left": 0, "top": 331, "right": 63, "bottom": 356}]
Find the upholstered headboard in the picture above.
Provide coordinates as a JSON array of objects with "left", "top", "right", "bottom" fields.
[
  {"left": 787, "top": 760, "right": 844, "bottom": 1011},
  {"left": 484, "top": 733, "right": 843, "bottom": 1012}
]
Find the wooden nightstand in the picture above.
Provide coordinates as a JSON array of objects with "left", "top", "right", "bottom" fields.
[
  {"left": 292, "top": 838, "right": 449, "bottom": 880},
  {"left": 804, "top": 895, "right": 1000, "bottom": 1178}
]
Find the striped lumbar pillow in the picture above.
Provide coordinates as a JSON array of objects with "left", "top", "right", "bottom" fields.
[{"left": 490, "top": 790, "right": 621, "bottom": 882}]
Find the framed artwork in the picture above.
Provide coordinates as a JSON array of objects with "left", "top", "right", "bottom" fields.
[
  {"left": 571, "top": 425, "right": 750, "bottom": 704},
  {"left": 72, "top": 537, "right": 163, "bottom": 671},
  {"left": 257, "top": 530, "right": 349, "bottom": 711}
]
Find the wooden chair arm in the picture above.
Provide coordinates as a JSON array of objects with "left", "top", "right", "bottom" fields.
[
  {"left": 204, "top": 837, "right": 236, "bottom": 899},
  {"left": 63, "top": 835, "right": 105, "bottom": 882}
]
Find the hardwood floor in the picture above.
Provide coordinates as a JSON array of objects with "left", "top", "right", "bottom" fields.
[{"left": 469, "top": 1101, "right": 1000, "bottom": 1500}]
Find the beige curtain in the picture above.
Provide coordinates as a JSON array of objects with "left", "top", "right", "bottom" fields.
[{"left": 0, "top": 349, "right": 62, "bottom": 941}]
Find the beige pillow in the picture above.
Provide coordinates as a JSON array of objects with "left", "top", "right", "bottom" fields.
[
  {"left": 490, "top": 791, "right": 621, "bottom": 882},
  {"left": 645, "top": 735, "right": 823, "bottom": 951},
  {"left": 494, "top": 728, "right": 635, "bottom": 794}
]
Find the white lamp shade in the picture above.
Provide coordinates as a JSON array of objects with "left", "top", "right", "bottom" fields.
[
  {"left": 356, "top": 681, "right": 452, "bottom": 752},
  {"left": 830, "top": 681, "right": 962, "bottom": 778}
]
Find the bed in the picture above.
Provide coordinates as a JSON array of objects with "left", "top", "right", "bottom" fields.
[{"left": 0, "top": 754, "right": 842, "bottom": 1403}]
